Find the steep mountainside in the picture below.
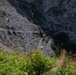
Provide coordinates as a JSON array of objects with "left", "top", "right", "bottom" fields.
[{"left": 0, "top": 0, "right": 76, "bottom": 54}]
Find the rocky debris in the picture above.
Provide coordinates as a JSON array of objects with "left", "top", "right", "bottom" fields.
[
  {"left": 37, "top": 38, "right": 55, "bottom": 57},
  {"left": 44, "top": 39, "right": 55, "bottom": 57}
]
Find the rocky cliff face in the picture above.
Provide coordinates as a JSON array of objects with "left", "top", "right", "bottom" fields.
[
  {"left": 1, "top": 0, "right": 44, "bottom": 53},
  {"left": 24, "top": 0, "right": 76, "bottom": 31},
  {"left": 0, "top": 0, "right": 76, "bottom": 54}
]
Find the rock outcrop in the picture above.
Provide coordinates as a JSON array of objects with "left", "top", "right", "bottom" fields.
[{"left": 0, "top": 0, "right": 76, "bottom": 54}]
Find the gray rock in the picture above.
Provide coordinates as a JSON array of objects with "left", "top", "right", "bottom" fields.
[{"left": 0, "top": 0, "right": 76, "bottom": 54}]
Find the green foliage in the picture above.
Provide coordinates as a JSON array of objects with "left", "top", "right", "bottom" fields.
[
  {"left": 28, "top": 51, "right": 56, "bottom": 75},
  {"left": 0, "top": 50, "right": 27, "bottom": 75},
  {"left": 0, "top": 50, "right": 76, "bottom": 75},
  {"left": 0, "top": 50, "right": 56, "bottom": 75}
]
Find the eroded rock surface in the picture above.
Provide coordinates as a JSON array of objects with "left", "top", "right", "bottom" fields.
[{"left": 0, "top": 0, "right": 76, "bottom": 54}]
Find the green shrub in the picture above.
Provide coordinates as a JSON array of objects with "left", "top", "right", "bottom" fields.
[
  {"left": 0, "top": 49, "right": 76, "bottom": 75},
  {"left": 0, "top": 50, "right": 57, "bottom": 75},
  {"left": 27, "top": 51, "right": 57, "bottom": 75}
]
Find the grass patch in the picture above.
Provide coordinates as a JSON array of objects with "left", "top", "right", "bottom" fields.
[{"left": 50, "top": 61, "right": 76, "bottom": 75}]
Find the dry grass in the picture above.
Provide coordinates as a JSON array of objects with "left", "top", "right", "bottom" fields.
[{"left": 43, "top": 49, "right": 67, "bottom": 75}]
